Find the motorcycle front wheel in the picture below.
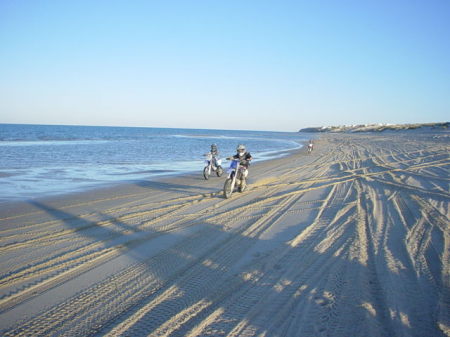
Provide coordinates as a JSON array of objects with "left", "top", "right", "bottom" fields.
[
  {"left": 223, "top": 178, "right": 233, "bottom": 198},
  {"left": 203, "top": 166, "right": 210, "bottom": 180}
]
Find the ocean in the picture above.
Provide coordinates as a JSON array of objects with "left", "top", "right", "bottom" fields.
[{"left": 0, "top": 124, "right": 308, "bottom": 202}]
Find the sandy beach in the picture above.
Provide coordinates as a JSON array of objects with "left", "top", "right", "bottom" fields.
[{"left": 0, "top": 131, "right": 448, "bottom": 336}]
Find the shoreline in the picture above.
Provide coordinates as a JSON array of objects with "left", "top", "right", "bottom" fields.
[
  {"left": 1, "top": 131, "right": 448, "bottom": 336},
  {"left": 0, "top": 140, "right": 306, "bottom": 210},
  {"left": 0, "top": 126, "right": 306, "bottom": 205}
]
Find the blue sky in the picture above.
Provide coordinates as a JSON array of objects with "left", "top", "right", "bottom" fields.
[{"left": 1, "top": 0, "right": 449, "bottom": 131}]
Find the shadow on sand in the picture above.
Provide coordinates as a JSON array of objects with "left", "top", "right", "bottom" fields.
[{"left": 2, "top": 193, "right": 446, "bottom": 337}]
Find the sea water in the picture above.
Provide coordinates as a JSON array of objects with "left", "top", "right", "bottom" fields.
[{"left": 0, "top": 124, "right": 308, "bottom": 202}]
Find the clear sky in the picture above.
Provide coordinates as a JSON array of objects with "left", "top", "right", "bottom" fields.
[{"left": 1, "top": 0, "right": 449, "bottom": 131}]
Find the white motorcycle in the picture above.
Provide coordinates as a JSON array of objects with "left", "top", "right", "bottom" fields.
[
  {"left": 203, "top": 154, "right": 223, "bottom": 180},
  {"left": 223, "top": 158, "right": 248, "bottom": 198}
]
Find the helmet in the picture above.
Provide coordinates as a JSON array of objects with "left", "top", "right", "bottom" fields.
[
  {"left": 211, "top": 143, "right": 217, "bottom": 150},
  {"left": 237, "top": 144, "right": 246, "bottom": 156}
]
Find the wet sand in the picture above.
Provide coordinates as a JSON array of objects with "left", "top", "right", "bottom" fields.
[{"left": 0, "top": 131, "right": 449, "bottom": 336}]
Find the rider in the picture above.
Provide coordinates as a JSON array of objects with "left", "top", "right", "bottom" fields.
[
  {"left": 232, "top": 144, "right": 252, "bottom": 179},
  {"left": 208, "top": 144, "right": 219, "bottom": 167},
  {"left": 308, "top": 139, "right": 314, "bottom": 152}
]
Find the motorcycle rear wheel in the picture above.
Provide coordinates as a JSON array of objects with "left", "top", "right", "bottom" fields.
[
  {"left": 216, "top": 166, "right": 223, "bottom": 177},
  {"left": 239, "top": 179, "right": 247, "bottom": 192},
  {"left": 203, "top": 166, "right": 210, "bottom": 180},
  {"left": 223, "top": 178, "right": 233, "bottom": 198}
]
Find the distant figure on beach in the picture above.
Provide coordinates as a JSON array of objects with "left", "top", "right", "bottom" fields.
[
  {"left": 231, "top": 144, "right": 252, "bottom": 179},
  {"left": 207, "top": 144, "right": 219, "bottom": 167},
  {"left": 308, "top": 140, "right": 314, "bottom": 153},
  {"left": 203, "top": 143, "right": 224, "bottom": 179}
]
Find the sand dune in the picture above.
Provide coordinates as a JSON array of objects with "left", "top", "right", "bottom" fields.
[{"left": 0, "top": 131, "right": 449, "bottom": 336}]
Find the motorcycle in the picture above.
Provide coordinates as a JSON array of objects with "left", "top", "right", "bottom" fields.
[
  {"left": 307, "top": 143, "right": 313, "bottom": 154},
  {"left": 203, "top": 153, "right": 223, "bottom": 180},
  {"left": 223, "top": 158, "right": 248, "bottom": 198}
]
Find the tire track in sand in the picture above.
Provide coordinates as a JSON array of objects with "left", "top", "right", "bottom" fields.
[{"left": 2, "top": 187, "right": 305, "bottom": 336}]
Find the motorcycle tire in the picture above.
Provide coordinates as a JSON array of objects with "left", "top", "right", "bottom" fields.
[
  {"left": 216, "top": 166, "right": 223, "bottom": 177},
  {"left": 203, "top": 166, "right": 209, "bottom": 180},
  {"left": 223, "top": 178, "right": 233, "bottom": 199},
  {"left": 239, "top": 179, "right": 247, "bottom": 193}
]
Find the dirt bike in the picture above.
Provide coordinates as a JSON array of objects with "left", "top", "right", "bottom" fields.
[
  {"left": 203, "top": 154, "right": 223, "bottom": 180},
  {"left": 307, "top": 143, "right": 313, "bottom": 154},
  {"left": 223, "top": 158, "right": 248, "bottom": 198}
]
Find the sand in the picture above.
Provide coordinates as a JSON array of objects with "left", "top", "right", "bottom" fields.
[{"left": 0, "top": 131, "right": 449, "bottom": 337}]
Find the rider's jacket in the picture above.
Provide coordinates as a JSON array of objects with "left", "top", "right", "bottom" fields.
[
  {"left": 233, "top": 152, "right": 252, "bottom": 168},
  {"left": 207, "top": 150, "right": 219, "bottom": 167}
]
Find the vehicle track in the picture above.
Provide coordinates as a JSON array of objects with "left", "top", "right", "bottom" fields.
[{"left": 1, "top": 132, "right": 448, "bottom": 337}]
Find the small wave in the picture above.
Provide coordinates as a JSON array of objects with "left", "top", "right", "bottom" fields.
[
  {"left": 107, "top": 169, "right": 177, "bottom": 176},
  {"left": 251, "top": 143, "right": 303, "bottom": 162},
  {"left": 170, "top": 134, "right": 241, "bottom": 140},
  {"left": 169, "top": 135, "right": 302, "bottom": 148},
  {"left": 0, "top": 171, "right": 19, "bottom": 178}
]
